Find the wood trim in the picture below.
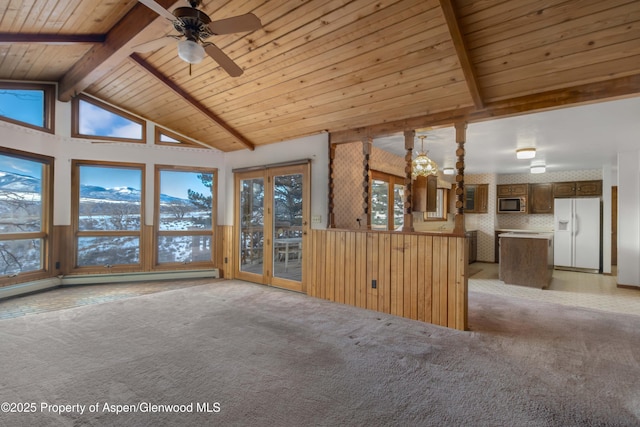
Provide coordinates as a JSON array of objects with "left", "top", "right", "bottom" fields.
[
  {"left": 329, "top": 74, "right": 640, "bottom": 144},
  {"left": 71, "top": 94, "right": 146, "bottom": 143},
  {"left": 308, "top": 229, "right": 467, "bottom": 330},
  {"left": 0, "top": 33, "right": 106, "bottom": 45},
  {"left": 58, "top": 0, "right": 182, "bottom": 102},
  {"left": 129, "top": 53, "right": 255, "bottom": 151},
  {"left": 438, "top": 0, "right": 484, "bottom": 109},
  {"left": 0, "top": 82, "right": 55, "bottom": 133}
]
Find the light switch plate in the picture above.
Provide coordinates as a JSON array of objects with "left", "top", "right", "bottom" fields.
[{"left": 312, "top": 215, "right": 322, "bottom": 224}]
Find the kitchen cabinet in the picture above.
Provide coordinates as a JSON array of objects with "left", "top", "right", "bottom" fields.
[
  {"left": 466, "top": 230, "right": 477, "bottom": 264},
  {"left": 499, "top": 233, "right": 554, "bottom": 289},
  {"left": 497, "top": 184, "right": 528, "bottom": 197},
  {"left": 412, "top": 175, "right": 437, "bottom": 212},
  {"left": 529, "top": 183, "right": 554, "bottom": 214},
  {"left": 464, "top": 184, "right": 488, "bottom": 213},
  {"left": 553, "top": 180, "right": 602, "bottom": 198}
]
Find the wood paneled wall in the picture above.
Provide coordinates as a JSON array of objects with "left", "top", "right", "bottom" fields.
[{"left": 309, "top": 229, "right": 468, "bottom": 330}]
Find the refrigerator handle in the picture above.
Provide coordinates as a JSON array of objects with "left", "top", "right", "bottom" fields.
[{"left": 574, "top": 212, "right": 579, "bottom": 236}]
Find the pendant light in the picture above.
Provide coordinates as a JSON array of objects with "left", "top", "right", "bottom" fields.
[{"left": 412, "top": 135, "right": 438, "bottom": 178}]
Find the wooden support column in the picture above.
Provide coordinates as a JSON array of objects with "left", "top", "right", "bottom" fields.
[
  {"left": 403, "top": 130, "right": 415, "bottom": 232},
  {"left": 453, "top": 122, "right": 467, "bottom": 235},
  {"left": 362, "top": 138, "right": 372, "bottom": 229},
  {"left": 328, "top": 139, "right": 336, "bottom": 228}
]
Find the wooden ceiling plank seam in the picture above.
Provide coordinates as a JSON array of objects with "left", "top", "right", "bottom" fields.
[
  {"left": 463, "top": 0, "right": 635, "bottom": 49},
  {"left": 474, "top": 18, "right": 640, "bottom": 77},
  {"left": 482, "top": 55, "right": 640, "bottom": 102},
  {"left": 328, "top": 72, "right": 640, "bottom": 144},
  {"left": 57, "top": 0, "right": 182, "bottom": 102},
  {"left": 169, "top": 0, "right": 426, "bottom": 100},
  {"left": 188, "top": 2, "right": 442, "bottom": 107},
  {"left": 0, "top": 0, "right": 23, "bottom": 32},
  {"left": 30, "top": 0, "right": 76, "bottom": 34},
  {"left": 479, "top": 39, "right": 640, "bottom": 93},
  {"left": 129, "top": 53, "right": 255, "bottom": 151},
  {"left": 470, "top": 5, "right": 640, "bottom": 64},
  {"left": 196, "top": 19, "right": 452, "bottom": 117},
  {"left": 455, "top": 0, "right": 513, "bottom": 19},
  {"left": 95, "top": 1, "right": 141, "bottom": 34},
  {"left": 0, "top": 44, "right": 30, "bottom": 79},
  {"left": 218, "top": 50, "right": 461, "bottom": 124},
  {"left": 229, "top": 80, "right": 473, "bottom": 131},
  {"left": 243, "top": 88, "right": 475, "bottom": 140},
  {"left": 459, "top": 0, "right": 571, "bottom": 29},
  {"left": 438, "top": 0, "right": 484, "bottom": 108},
  {"left": 7, "top": 0, "right": 37, "bottom": 33}
]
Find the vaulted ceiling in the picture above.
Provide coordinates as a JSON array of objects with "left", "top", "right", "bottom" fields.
[{"left": 1, "top": 0, "right": 639, "bottom": 153}]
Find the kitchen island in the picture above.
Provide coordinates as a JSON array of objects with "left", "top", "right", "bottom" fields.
[{"left": 499, "top": 232, "right": 554, "bottom": 289}]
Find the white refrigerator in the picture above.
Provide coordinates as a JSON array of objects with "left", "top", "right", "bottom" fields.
[{"left": 554, "top": 197, "right": 601, "bottom": 272}]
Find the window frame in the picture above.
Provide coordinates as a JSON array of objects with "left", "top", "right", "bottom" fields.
[
  {"left": 0, "top": 147, "right": 54, "bottom": 286},
  {"left": 423, "top": 187, "right": 449, "bottom": 221},
  {"left": 154, "top": 127, "right": 203, "bottom": 148},
  {"left": 370, "top": 170, "right": 405, "bottom": 231},
  {"left": 71, "top": 160, "right": 146, "bottom": 273},
  {"left": 71, "top": 94, "right": 146, "bottom": 143},
  {"left": 153, "top": 165, "right": 217, "bottom": 269},
  {"left": 0, "top": 81, "right": 55, "bottom": 133}
]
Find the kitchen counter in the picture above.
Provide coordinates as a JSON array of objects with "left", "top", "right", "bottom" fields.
[{"left": 499, "top": 232, "right": 554, "bottom": 289}]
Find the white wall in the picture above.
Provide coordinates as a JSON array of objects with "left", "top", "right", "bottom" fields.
[
  {"left": 617, "top": 150, "right": 640, "bottom": 287},
  {"left": 222, "top": 133, "right": 329, "bottom": 228}
]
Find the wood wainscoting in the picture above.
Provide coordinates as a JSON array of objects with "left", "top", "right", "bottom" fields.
[{"left": 309, "top": 229, "right": 468, "bottom": 331}]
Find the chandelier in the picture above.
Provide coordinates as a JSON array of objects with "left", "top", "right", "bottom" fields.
[{"left": 412, "top": 135, "right": 438, "bottom": 178}]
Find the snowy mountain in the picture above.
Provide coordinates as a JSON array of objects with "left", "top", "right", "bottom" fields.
[{"left": 0, "top": 170, "right": 189, "bottom": 204}]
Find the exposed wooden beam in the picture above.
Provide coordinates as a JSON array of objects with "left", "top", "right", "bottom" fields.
[
  {"left": 57, "top": 0, "right": 180, "bottom": 102},
  {"left": 438, "top": 0, "right": 484, "bottom": 109},
  {"left": 0, "top": 33, "right": 105, "bottom": 45},
  {"left": 129, "top": 53, "right": 255, "bottom": 151},
  {"left": 329, "top": 74, "right": 640, "bottom": 143}
]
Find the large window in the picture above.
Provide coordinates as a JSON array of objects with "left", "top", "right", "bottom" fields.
[
  {"left": 73, "top": 161, "right": 144, "bottom": 269},
  {"left": 0, "top": 148, "right": 53, "bottom": 283},
  {"left": 370, "top": 170, "right": 404, "bottom": 230},
  {"left": 0, "top": 82, "right": 55, "bottom": 133},
  {"left": 72, "top": 94, "right": 145, "bottom": 143},
  {"left": 155, "top": 166, "right": 216, "bottom": 266}
]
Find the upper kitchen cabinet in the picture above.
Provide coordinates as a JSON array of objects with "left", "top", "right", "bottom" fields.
[
  {"left": 553, "top": 180, "right": 602, "bottom": 198},
  {"left": 529, "top": 183, "right": 554, "bottom": 214},
  {"left": 464, "top": 184, "right": 488, "bottom": 213},
  {"left": 497, "top": 184, "right": 528, "bottom": 197},
  {"left": 413, "top": 175, "right": 437, "bottom": 212}
]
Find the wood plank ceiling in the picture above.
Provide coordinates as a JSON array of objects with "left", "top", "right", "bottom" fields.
[{"left": 0, "top": 0, "right": 639, "bottom": 151}]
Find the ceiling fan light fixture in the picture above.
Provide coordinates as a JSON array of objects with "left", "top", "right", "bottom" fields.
[
  {"left": 177, "top": 39, "right": 205, "bottom": 64},
  {"left": 516, "top": 147, "right": 536, "bottom": 159}
]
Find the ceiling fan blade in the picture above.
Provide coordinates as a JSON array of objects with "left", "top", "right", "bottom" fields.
[
  {"left": 207, "top": 13, "right": 262, "bottom": 35},
  {"left": 132, "top": 36, "right": 174, "bottom": 53},
  {"left": 138, "top": 0, "right": 176, "bottom": 21},
  {"left": 204, "top": 43, "right": 243, "bottom": 77}
]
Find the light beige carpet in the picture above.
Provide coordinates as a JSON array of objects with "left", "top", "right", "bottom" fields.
[{"left": 1, "top": 279, "right": 638, "bottom": 426}]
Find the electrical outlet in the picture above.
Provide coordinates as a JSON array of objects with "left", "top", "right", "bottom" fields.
[
  {"left": 372, "top": 279, "right": 377, "bottom": 289},
  {"left": 312, "top": 215, "right": 322, "bottom": 224}
]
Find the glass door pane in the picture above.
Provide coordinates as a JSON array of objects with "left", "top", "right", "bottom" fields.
[
  {"left": 371, "top": 179, "right": 388, "bottom": 230},
  {"left": 239, "top": 178, "right": 265, "bottom": 275},
  {"left": 393, "top": 183, "right": 404, "bottom": 230},
  {"left": 273, "top": 173, "right": 303, "bottom": 282}
]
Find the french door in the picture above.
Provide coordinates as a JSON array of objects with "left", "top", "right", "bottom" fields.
[{"left": 234, "top": 163, "right": 309, "bottom": 292}]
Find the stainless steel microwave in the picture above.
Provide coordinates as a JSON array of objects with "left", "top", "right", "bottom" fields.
[{"left": 498, "top": 196, "right": 527, "bottom": 213}]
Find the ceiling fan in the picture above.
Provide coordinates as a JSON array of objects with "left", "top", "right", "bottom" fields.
[{"left": 135, "top": 0, "right": 262, "bottom": 76}]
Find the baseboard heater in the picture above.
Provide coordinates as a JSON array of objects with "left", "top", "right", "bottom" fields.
[{"left": 0, "top": 269, "right": 220, "bottom": 300}]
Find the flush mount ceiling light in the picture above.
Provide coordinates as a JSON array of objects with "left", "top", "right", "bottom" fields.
[
  {"left": 177, "top": 39, "right": 206, "bottom": 64},
  {"left": 516, "top": 148, "right": 536, "bottom": 159},
  {"left": 412, "top": 135, "right": 438, "bottom": 178},
  {"left": 443, "top": 167, "right": 455, "bottom": 175},
  {"left": 530, "top": 164, "right": 546, "bottom": 174}
]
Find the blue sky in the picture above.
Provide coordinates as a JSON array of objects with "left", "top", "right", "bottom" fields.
[
  {"left": 0, "top": 155, "right": 42, "bottom": 178},
  {"left": 0, "top": 89, "right": 44, "bottom": 127}
]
